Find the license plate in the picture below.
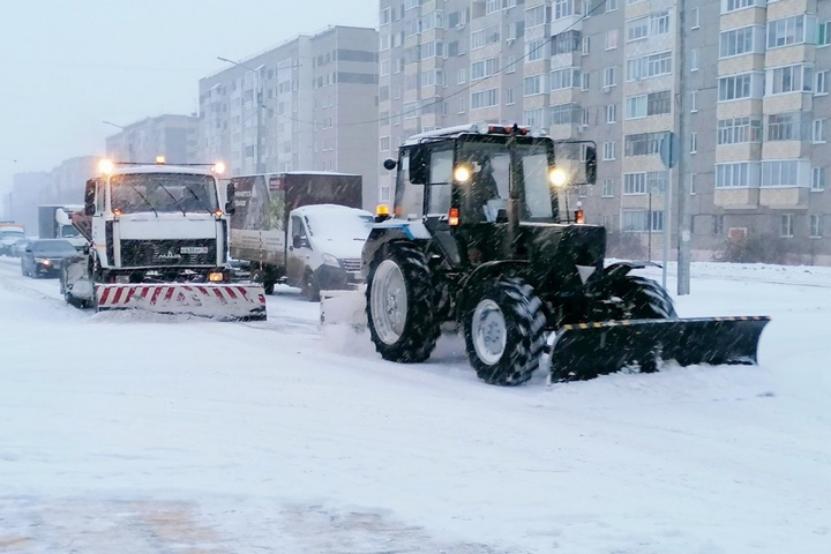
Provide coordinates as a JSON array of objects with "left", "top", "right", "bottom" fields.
[{"left": 180, "top": 246, "right": 209, "bottom": 255}]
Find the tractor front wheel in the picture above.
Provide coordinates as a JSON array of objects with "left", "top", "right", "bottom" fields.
[
  {"left": 366, "top": 243, "right": 439, "bottom": 363},
  {"left": 464, "top": 277, "right": 547, "bottom": 386}
]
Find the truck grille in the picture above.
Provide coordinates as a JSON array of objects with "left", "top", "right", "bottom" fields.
[
  {"left": 339, "top": 258, "right": 362, "bottom": 272},
  {"left": 120, "top": 239, "right": 216, "bottom": 267}
]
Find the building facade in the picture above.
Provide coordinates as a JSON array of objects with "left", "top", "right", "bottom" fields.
[
  {"left": 198, "top": 26, "right": 380, "bottom": 209},
  {"left": 377, "top": 0, "right": 830, "bottom": 265},
  {"left": 105, "top": 114, "right": 198, "bottom": 165}
]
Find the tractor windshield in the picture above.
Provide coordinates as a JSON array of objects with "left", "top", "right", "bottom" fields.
[{"left": 457, "top": 137, "right": 555, "bottom": 223}]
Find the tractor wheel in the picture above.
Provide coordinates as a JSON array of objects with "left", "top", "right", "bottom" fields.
[
  {"left": 464, "top": 277, "right": 547, "bottom": 386},
  {"left": 263, "top": 281, "right": 275, "bottom": 295},
  {"left": 615, "top": 275, "right": 677, "bottom": 319},
  {"left": 366, "top": 243, "right": 439, "bottom": 363}
]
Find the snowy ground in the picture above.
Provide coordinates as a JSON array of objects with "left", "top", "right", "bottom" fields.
[{"left": 0, "top": 255, "right": 829, "bottom": 553}]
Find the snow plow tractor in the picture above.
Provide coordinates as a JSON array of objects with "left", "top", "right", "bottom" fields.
[
  {"left": 60, "top": 159, "right": 266, "bottom": 321},
  {"left": 323, "top": 124, "right": 768, "bottom": 386}
]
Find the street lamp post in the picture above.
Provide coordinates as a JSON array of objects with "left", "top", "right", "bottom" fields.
[{"left": 217, "top": 56, "right": 265, "bottom": 174}]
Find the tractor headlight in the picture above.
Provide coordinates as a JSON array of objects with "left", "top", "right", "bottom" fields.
[
  {"left": 549, "top": 167, "right": 568, "bottom": 188},
  {"left": 453, "top": 164, "right": 473, "bottom": 184},
  {"left": 322, "top": 253, "right": 340, "bottom": 267}
]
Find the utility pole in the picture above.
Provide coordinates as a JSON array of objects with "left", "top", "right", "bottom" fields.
[{"left": 676, "top": 0, "right": 692, "bottom": 295}]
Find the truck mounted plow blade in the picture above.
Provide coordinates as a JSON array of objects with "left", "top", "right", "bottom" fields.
[
  {"left": 549, "top": 316, "right": 770, "bottom": 383},
  {"left": 95, "top": 283, "right": 267, "bottom": 321}
]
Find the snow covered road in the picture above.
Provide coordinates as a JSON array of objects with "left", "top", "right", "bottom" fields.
[{"left": 1, "top": 256, "right": 830, "bottom": 553}]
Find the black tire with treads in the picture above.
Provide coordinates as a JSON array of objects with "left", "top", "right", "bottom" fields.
[
  {"left": 614, "top": 275, "right": 677, "bottom": 319},
  {"left": 464, "top": 277, "right": 546, "bottom": 386},
  {"left": 366, "top": 243, "right": 440, "bottom": 363}
]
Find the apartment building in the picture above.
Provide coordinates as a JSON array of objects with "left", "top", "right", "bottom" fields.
[
  {"left": 105, "top": 114, "right": 198, "bottom": 165},
  {"left": 378, "top": 0, "right": 830, "bottom": 265},
  {"left": 198, "top": 26, "right": 380, "bottom": 209}
]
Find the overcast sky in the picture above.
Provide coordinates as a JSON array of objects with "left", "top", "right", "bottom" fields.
[{"left": 0, "top": 0, "right": 376, "bottom": 191}]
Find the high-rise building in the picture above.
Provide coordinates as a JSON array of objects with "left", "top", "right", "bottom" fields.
[
  {"left": 377, "top": 0, "right": 830, "bottom": 265},
  {"left": 198, "top": 26, "right": 380, "bottom": 209},
  {"left": 105, "top": 114, "right": 198, "bottom": 165}
]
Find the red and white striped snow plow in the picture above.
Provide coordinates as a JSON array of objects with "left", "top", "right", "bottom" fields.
[{"left": 94, "top": 283, "right": 266, "bottom": 321}]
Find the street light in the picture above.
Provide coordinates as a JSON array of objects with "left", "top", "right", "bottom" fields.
[
  {"left": 217, "top": 56, "right": 265, "bottom": 174},
  {"left": 102, "top": 120, "right": 126, "bottom": 130}
]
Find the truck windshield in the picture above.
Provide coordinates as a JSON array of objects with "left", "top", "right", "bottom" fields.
[
  {"left": 111, "top": 173, "right": 218, "bottom": 214},
  {"left": 1, "top": 230, "right": 25, "bottom": 240},
  {"left": 457, "top": 137, "right": 554, "bottom": 223}
]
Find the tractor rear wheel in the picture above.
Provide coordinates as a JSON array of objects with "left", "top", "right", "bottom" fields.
[
  {"left": 464, "top": 277, "right": 547, "bottom": 386},
  {"left": 366, "top": 243, "right": 439, "bottom": 363},
  {"left": 615, "top": 275, "right": 677, "bottom": 319}
]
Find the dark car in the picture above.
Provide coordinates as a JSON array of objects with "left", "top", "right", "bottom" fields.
[{"left": 21, "top": 239, "right": 79, "bottom": 278}]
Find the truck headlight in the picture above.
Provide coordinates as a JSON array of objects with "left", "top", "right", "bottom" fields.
[
  {"left": 322, "top": 253, "right": 340, "bottom": 267},
  {"left": 208, "top": 271, "right": 225, "bottom": 282}
]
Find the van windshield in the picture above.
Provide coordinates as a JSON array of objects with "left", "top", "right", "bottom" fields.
[{"left": 305, "top": 210, "right": 373, "bottom": 241}]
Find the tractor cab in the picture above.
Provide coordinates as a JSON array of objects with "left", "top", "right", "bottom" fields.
[{"left": 377, "top": 124, "right": 599, "bottom": 270}]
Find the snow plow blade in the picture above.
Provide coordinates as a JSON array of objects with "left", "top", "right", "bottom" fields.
[
  {"left": 319, "top": 286, "right": 367, "bottom": 330},
  {"left": 95, "top": 283, "right": 267, "bottom": 321},
  {"left": 549, "top": 316, "right": 770, "bottom": 382}
]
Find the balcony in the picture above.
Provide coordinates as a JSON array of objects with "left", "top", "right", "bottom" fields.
[{"left": 714, "top": 187, "right": 760, "bottom": 209}]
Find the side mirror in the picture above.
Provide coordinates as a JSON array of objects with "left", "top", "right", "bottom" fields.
[
  {"left": 24, "top": 247, "right": 32, "bottom": 254},
  {"left": 84, "top": 179, "right": 96, "bottom": 216},
  {"left": 585, "top": 145, "right": 598, "bottom": 185},
  {"left": 382, "top": 158, "right": 398, "bottom": 171},
  {"left": 292, "top": 234, "right": 308, "bottom": 249},
  {"left": 224, "top": 182, "right": 236, "bottom": 215},
  {"left": 408, "top": 147, "right": 429, "bottom": 185},
  {"left": 82, "top": 244, "right": 91, "bottom": 255}
]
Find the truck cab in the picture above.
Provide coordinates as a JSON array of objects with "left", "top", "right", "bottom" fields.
[{"left": 82, "top": 160, "right": 232, "bottom": 282}]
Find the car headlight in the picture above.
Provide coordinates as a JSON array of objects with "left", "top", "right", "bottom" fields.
[
  {"left": 322, "top": 253, "right": 340, "bottom": 267},
  {"left": 35, "top": 258, "right": 51, "bottom": 266}
]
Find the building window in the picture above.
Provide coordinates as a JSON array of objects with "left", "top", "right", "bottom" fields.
[
  {"left": 723, "top": 0, "right": 761, "bottom": 13},
  {"left": 505, "top": 88, "right": 515, "bottom": 105},
  {"left": 526, "top": 38, "right": 548, "bottom": 61},
  {"left": 626, "top": 51, "right": 672, "bottom": 81},
  {"left": 603, "top": 67, "right": 617, "bottom": 88},
  {"left": 523, "top": 108, "right": 545, "bottom": 128},
  {"left": 762, "top": 160, "right": 802, "bottom": 187},
  {"left": 471, "top": 89, "right": 498, "bottom": 109},
  {"left": 379, "top": 136, "right": 391, "bottom": 151},
  {"left": 812, "top": 167, "right": 826, "bottom": 191},
  {"left": 690, "top": 132, "right": 698, "bottom": 153},
  {"left": 767, "top": 113, "right": 798, "bottom": 141},
  {"left": 819, "top": 22, "right": 831, "bottom": 46},
  {"left": 716, "top": 162, "right": 760, "bottom": 188},
  {"left": 606, "top": 29, "right": 619, "bottom": 50},
  {"left": 623, "top": 210, "right": 663, "bottom": 232},
  {"left": 810, "top": 214, "right": 824, "bottom": 238},
  {"left": 581, "top": 108, "right": 590, "bottom": 127},
  {"left": 817, "top": 71, "right": 830, "bottom": 95},
  {"left": 603, "top": 141, "right": 616, "bottom": 160},
  {"left": 767, "top": 16, "right": 806, "bottom": 48},
  {"left": 690, "top": 90, "right": 698, "bottom": 112},
  {"left": 713, "top": 215, "right": 725, "bottom": 235},
  {"left": 524, "top": 74, "right": 544, "bottom": 96},
  {"left": 625, "top": 90, "right": 671, "bottom": 119},
  {"left": 718, "top": 72, "right": 760, "bottom": 101},
  {"left": 689, "top": 173, "right": 697, "bottom": 195},
  {"left": 471, "top": 58, "right": 499, "bottom": 80},
  {"left": 505, "top": 56, "right": 517, "bottom": 73},
  {"left": 691, "top": 7, "right": 700, "bottom": 29},
  {"left": 607, "top": 0, "right": 618, "bottom": 11},
  {"left": 457, "top": 68, "right": 466, "bottom": 84},
  {"left": 554, "top": 0, "right": 578, "bottom": 20},
  {"left": 780, "top": 214, "right": 794, "bottom": 238},
  {"left": 582, "top": 35, "right": 591, "bottom": 55},
  {"left": 550, "top": 67, "right": 581, "bottom": 90},
  {"left": 581, "top": 72, "right": 590, "bottom": 91},
  {"left": 606, "top": 103, "right": 617, "bottom": 124},
  {"left": 550, "top": 103, "right": 581, "bottom": 125},
  {"left": 624, "top": 172, "right": 647, "bottom": 194},
  {"left": 720, "top": 26, "right": 760, "bottom": 58},
  {"left": 457, "top": 95, "right": 467, "bottom": 114},
  {"left": 767, "top": 65, "right": 812, "bottom": 95},
  {"left": 525, "top": 5, "right": 547, "bottom": 27},
  {"left": 552, "top": 31, "right": 582, "bottom": 55},
  {"left": 690, "top": 49, "right": 698, "bottom": 71},
  {"left": 718, "top": 117, "right": 762, "bottom": 144},
  {"left": 813, "top": 119, "right": 826, "bottom": 143},
  {"left": 624, "top": 132, "right": 664, "bottom": 157},
  {"left": 627, "top": 10, "right": 670, "bottom": 42},
  {"left": 602, "top": 178, "right": 615, "bottom": 197}
]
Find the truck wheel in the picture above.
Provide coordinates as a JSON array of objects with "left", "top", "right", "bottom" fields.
[
  {"left": 615, "top": 275, "right": 677, "bottom": 319},
  {"left": 366, "top": 243, "right": 439, "bottom": 363},
  {"left": 464, "top": 277, "right": 546, "bottom": 386}
]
